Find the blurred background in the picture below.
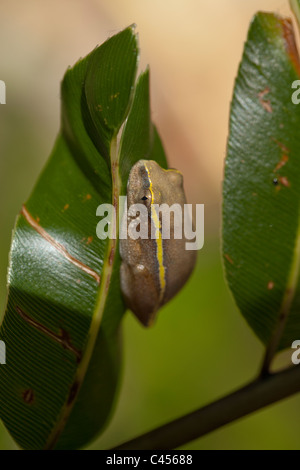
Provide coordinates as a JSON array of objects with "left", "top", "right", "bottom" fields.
[{"left": 0, "top": 0, "right": 299, "bottom": 450}]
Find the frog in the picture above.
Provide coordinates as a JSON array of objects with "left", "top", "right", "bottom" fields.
[{"left": 119, "top": 160, "right": 197, "bottom": 326}]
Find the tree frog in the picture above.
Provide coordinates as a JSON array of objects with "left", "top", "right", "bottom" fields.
[{"left": 120, "top": 160, "right": 197, "bottom": 326}]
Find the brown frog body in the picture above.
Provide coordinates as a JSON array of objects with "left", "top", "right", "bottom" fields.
[{"left": 120, "top": 160, "right": 197, "bottom": 326}]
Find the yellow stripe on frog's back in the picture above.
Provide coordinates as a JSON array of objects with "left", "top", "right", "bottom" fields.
[{"left": 144, "top": 162, "right": 166, "bottom": 303}]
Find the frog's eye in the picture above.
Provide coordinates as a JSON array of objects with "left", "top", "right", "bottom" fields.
[{"left": 140, "top": 190, "right": 152, "bottom": 207}]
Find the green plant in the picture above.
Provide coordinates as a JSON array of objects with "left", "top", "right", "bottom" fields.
[{"left": 2, "top": 0, "right": 300, "bottom": 450}]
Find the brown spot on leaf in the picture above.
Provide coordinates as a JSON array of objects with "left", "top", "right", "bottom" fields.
[
  {"left": 59, "top": 329, "right": 82, "bottom": 364},
  {"left": 110, "top": 92, "right": 120, "bottom": 100},
  {"left": 63, "top": 204, "right": 70, "bottom": 212},
  {"left": 279, "top": 312, "right": 286, "bottom": 322},
  {"left": 21, "top": 206, "right": 100, "bottom": 283},
  {"left": 109, "top": 245, "right": 115, "bottom": 266},
  {"left": 258, "top": 87, "right": 272, "bottom": 113},
  {"left": 67, "top": 381, "right": 80, "bottom": 405},
  {"left": 225, "top": 254, "right": 234, "bottom": 265},
  {"left": 113, "top": 193, "right": 118, "bottom": 210},
  {"left": 267, "top": 281, "right": 274, "bottom": 290},
  {"left": 81, "top": 236, "right": 93, "bottom": 245},
  {"left": 86, "top": 236, "right": 93, "bottom": 245},
  {"left": 274, "top": 154, "right": 289, "bottom": 172},
  {"left": 83, "top": 194, "right": 92, "bottom": 202},
  {"left": 278, "top": 176, "right": 290, "bottom": 188},
  {"left": 272, "top": 138, "right": 290, "bottom": 154},
  {"left": 16, "top": 306, "right": 82, "bottom": 363},
  {"left": 280, "top": 18, "right": 300, "bottom": 77},
  {"left": 22, "top": 389, "right": 34, "bottom": 405}
]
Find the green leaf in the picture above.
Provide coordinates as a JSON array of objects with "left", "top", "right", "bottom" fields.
[
  {"left": 0, "top": 25, "right": 167, "bottom": 450},
  {"left": 223, "top": 12, "right": 300, "bottom": 350}
]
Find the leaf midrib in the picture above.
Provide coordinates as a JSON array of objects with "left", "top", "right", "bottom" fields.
[
  {"left": 262, "top": 210, "right": 300, "bottom": 371},
  {"left": 44, "top": 134, "right": 122, "bottom": 449}
]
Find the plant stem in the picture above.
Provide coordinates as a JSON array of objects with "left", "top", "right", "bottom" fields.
[{"left": 111, "top": 365, "right": 300, "bottom": 450}]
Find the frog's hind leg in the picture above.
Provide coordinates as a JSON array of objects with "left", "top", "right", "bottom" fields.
[{"left": 120, "top": 262, "right": 160, "bottom": 326}]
